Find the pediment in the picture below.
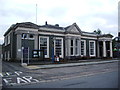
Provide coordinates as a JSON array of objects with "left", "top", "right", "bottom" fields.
[
  {"left": 66, "top": 23, "right": 82, "bottom": 34},
  {"left": 70, "top": 26, "right": 80, "bottom": 33}
]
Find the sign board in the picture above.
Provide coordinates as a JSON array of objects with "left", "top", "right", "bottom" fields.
[
  {"left": 32, "top": 50, "right": 44, "bottom": 58},
  {"left": 18, "top": 49, "right": 21, "bottom": 52}
]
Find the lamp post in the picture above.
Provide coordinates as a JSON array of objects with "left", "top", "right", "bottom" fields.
[{"left": 27, "top": 31, "right": 30, "bottom": 65}]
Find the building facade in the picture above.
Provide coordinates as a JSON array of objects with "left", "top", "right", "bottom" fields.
[
  {"left": 113, "top": 37, "right": 120, "bottom": 58},
  {"left": 0, "top": 45, "right": 2, "bottom": 59},
  {"left": 2, "top": 22, "right": 113, "bottom": 61}
]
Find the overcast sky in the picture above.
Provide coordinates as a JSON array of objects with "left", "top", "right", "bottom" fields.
[{"left": 0, "top": 0, "right": 119, "bottom": 44}]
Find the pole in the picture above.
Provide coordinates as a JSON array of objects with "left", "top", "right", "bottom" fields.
[
  {"left": 36, "top": 4, "right": 37, "bottom": 24},
  {"left": 21, "top": 47, "right": 24, "bottom": 65},
  {"left": 52, "top": 47, "right": 54, "bottom": 63},
  {"left": 28, "top": 47, "right": 29, "bottom": 65}
]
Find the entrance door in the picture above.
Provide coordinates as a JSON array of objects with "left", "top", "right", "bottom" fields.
[
  {"left": 106, "top": 41, "right": 110, "bottom": 57},
  {"left": 99, "top": 41, "right": 103, "bottom": 57}
]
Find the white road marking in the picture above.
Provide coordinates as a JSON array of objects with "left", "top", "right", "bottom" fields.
[{"left": 2, "top": 71, "right": 40, "bottom": 86}]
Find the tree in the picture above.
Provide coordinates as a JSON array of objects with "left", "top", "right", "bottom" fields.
[{"left": 94, "top": 28, "right": 102, "bottom": 35}]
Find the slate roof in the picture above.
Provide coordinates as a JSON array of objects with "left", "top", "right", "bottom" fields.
[
  {"left": 4, "top": 22, "right": 39, "bottom": 36},
  {"left": 64, "top": 25, "right": 71, "bottom": 30},
  {"left": 98, "top": 34, "right": 113, "bottom": 38},
  {"left": 15, "top": 22, "right": 39, "bottom": 29},
  {"left": 82, "top": 31, "right": 97, "bottom": 35},
  {"left": 40, "top": 24, "right": 64, "bottom": 30},
  {"left": 4, "top": 22, "right": 113, "bottom": 38}
]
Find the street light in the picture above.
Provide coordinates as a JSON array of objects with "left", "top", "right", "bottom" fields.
[{"left": 27, "top": 31, "right": 30, "bottom": 65}]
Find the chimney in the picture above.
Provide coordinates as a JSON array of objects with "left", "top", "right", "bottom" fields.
[
  {"left": 45, "top": 21, "right": 47, "bottom": 25},
  {"left": 55, "top": 24, "right": 59, "bottom": 27}
]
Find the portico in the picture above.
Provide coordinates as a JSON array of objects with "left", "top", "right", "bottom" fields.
[{"left": 98, "top": 34, "right": 113, "bottom": 58}]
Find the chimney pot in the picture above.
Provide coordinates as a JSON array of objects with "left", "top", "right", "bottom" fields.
[{"left": 45, "top": 21, "right": 47, "bottom": 25}]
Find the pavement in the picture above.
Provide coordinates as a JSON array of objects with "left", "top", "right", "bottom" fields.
[{"left": 23, "top": 59, "right": 119, "bottom": 70}]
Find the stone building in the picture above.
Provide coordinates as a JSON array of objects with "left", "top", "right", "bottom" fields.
[{"left": 2, "top": 22, "right": 113, "bottom": 61}]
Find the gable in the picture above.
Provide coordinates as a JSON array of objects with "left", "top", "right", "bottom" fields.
[
  {"left": 65, "top": 23, "right": 82, "bottom": 34},
  {"left": 70, "top": 26, "right": 80, "bottom": 33}
]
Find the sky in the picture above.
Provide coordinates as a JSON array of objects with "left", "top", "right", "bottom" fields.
[{"left": 0, "top": 0, "right": 119, "bottom": 44}]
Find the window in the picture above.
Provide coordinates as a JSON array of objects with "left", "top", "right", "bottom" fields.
[
  {"left": 89, "top": 41, "right": 95, "bottom": 56},
  {"left": 4, "top": 34, "right": 10, "bottom": 46},
  {"left": 40, "top": 38, "right": 47, "bottom": 55},
  {"left": 22, "top": 33, "right": 27, "bottom": 39},
  {"left": 75, "top": 39, "right": 78, "bottom": 55},
  {"left": 70, "top": 40, "right": 74, "bottom": 55},
  {"left": 4, "top": 37, "right": 7, "bottom": 46},
  {"left": 81, "top": 40, "right": 86, "bottom": 56},
  {"left": 55, "top": 39, "right": 62, "bottom": 57},
  {"left": 8, "top": 34, "right": 10, "bottom": 44},
  {"left": 71, "top": 39, "right": 73, "bottom": 46},
  {"left": 29, "top": 34, "right": 34, "bottom": 39},
  {"left": 39, "top": 36, "right": 49, "bottom": 58},
  {"left": 22, "top": 33, "right": 34, "bottom": 39}
]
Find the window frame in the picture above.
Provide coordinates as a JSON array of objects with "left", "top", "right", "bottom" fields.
[
  {"left": 22, "top": 33, "right": 28, "bottom": 39},
  {"left": 54, "top": 37, "right": 63, "bottom": 58},
  {"left": 75, "top": 39, "right": 79, "bottom": 55},
  {"left": 70, "top": 39, "right": 74, "bottom": 56},
  {"left": 29, "top": 34, "right": 34, "bottom": 39},
  {"left": 89, "top": 40, "right": 96, "bottom": 57},
  {"left": 39, "top": 36, "right": 49, "bottom": 58},
  {"left": 81, "top": 40, "right": 86, "bottom": 56},
  {"left": 8, "top": 34, "right": 10, "bottom": 45}
]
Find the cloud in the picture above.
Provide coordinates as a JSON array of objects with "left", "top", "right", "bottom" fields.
[{"left": 0, "top": 0, "right": 118, "bottom": 44}]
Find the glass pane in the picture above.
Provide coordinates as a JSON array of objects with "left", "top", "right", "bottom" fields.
[
  {"left": 75, "top": 47, "right": 78, "bottom": 55},
  {"left": 71, "top": 47, "right": 73, "bottom": 55},
  {"left": 71, "top": 40, "right": 73, "bottom": 46},
  {"left": 55, "top": 39, "right": 62, "bottom": 56},
  {"left": 75, "top": 39, "right": 78, "bottom": 46},
  {"left": 22, "top": 33, "right": 27, "bottom": 38},
  {"left": 81, "top": 41, "right": 84, "bottom": 55},
  {"left": 40, "top": 37, "right": 47, "bottom": 55},
  {"left": 90, "top": 42, "right": 94, "bottom": 55},
  {"left": 29, "top": 34, "right": 34, "bottom": 38}
]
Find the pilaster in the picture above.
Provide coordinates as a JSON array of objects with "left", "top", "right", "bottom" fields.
[
  {"left": 103, "top": 41, "right": 106, "bottom": 57},
  {"left": 110, "top": 41, "right": 113, "bottom": 57}
]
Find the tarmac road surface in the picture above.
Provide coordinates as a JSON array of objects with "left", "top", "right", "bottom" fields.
[{"left": 1, "top": 59, "right": 119, "bottom": 88}]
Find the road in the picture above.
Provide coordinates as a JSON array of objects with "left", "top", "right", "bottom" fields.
[
  {"left": 10, "top": 71, "right": 118, "bottom": 88},
  {"left": 1, "top": 59, "right": 119, "bottom": 88}
]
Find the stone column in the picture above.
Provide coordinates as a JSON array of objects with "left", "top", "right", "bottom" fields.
[
  {"left": 65, "top": 37, "right": 68, "bottom": 56},
  {"left": 16, "top": 34, "right": 22, "bottom": 60},
  {"left": 97, "top": 41, "right": 100, "bottom": 58},
  {"left": 110, "top": 41, "right": 113, "bottom": 57},
  {"left": 103, "top": 41, "right": 106, "bottom": 57},
  {"left": 78, "top": 38, "right": 81, "bottom": 56},
  {"left": 67, "top": 37, "right": 71, "bottom": 56},
  {"left": 73, "top": 38, "right": 75, "bottom": 56},
  {"left": 34, "top": 34, "right": 38, "bottom": 50}
]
